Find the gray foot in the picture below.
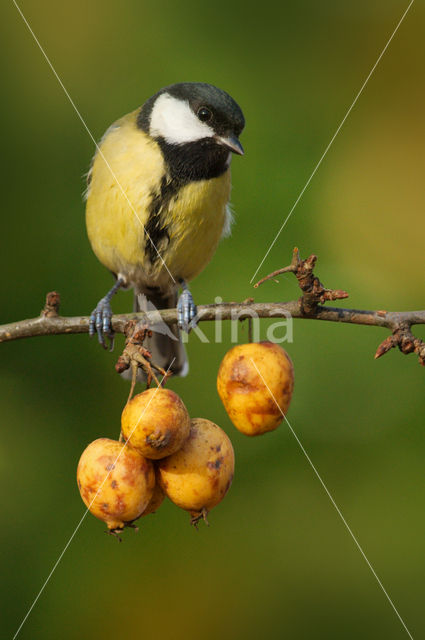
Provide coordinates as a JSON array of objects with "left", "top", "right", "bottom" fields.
[
  {"left": 89, "top": 277, "right": 124, "bottom": 350},
  {"left": 89, "top": 297, "right": 115, "bottom": 350},
  {"left": 177, "top": 287, "right": 197, "bottom": 332}
]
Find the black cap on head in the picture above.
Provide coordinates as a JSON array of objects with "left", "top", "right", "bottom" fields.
[
  {"left": 138, "top": 82, "right": 245, "bottom": 140},
  {"left": 166, "top": 82, "right": 245, "bottom": 138}
]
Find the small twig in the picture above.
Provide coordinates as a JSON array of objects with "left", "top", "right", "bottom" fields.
[
  {"left": 254, "top": 247, "right": 348, "bottom": 314},
  {"left": 115, "top": 321, "right": 171, "bottom": 401},
  {"left": 253, "top": 246, "right": 301, "bottom": 287}
]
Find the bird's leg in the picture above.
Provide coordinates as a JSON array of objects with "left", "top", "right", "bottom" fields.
[
  {"left": 177, "top": 279, "right": 198, "bottom": 332},
  {"left": 89, "top": 276, "right": 125, "bottom": 350}
]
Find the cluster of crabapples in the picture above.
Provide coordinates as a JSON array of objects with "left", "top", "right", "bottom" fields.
[{"left": 77, "top": 341, "right": 294, "bottom": 536}]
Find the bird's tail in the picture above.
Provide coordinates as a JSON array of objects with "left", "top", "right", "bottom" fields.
[{"left": 134, "top": 289, "right": 188, "bottom": 377}]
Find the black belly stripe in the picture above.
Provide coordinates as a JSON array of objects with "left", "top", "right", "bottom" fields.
[
  {"left": 145, "top": 175, "right": 180, "bottom": 264},
  {"left": 144, "top": 138, "right": 230, "bottom": 265}
]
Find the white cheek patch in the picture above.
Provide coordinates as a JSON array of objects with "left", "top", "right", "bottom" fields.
[{"left": 149, "top": 93, "right": 215, "bottom": 144}]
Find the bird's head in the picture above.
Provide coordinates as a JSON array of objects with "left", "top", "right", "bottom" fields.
[{"left": 138, "top": 82, "right": 245, "bottom": 157}]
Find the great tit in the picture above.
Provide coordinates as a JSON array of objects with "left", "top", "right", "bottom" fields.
[{"left": 85, "top": 82, "right": 245, "bottom": 376}]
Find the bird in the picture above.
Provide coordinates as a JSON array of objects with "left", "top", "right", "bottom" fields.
[{"left": 85, "top": 82, "right": 245, "bottom": 376}]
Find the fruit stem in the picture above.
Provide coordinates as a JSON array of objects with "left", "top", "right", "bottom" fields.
[{"left": 247, "top": 317, "right": 253, "bottom": 343}]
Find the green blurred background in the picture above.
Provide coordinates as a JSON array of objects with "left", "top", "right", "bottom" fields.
[{"left": 1, "top": 1, "right": 424, "bottom": 638}]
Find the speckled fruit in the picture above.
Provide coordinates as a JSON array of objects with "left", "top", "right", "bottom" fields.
[
  {"left": 77, "top": 438, "right": 155, "bottom": 531},
  {"left": 158, "top": 418, "right": 234, "bottom": 523},
  {"left": 121, "top": 388, "right": 191, "bottom": 460},
  {"left": 217, "top": 341, "right": 294, "bottom": 436}
]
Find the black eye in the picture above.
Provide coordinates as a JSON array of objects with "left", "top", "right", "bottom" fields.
[{"left": 197, "top": 106, "right": 212, "bottom": 122}]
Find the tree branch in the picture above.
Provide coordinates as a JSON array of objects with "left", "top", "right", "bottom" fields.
[{"left": 1, "top": 249, "right": 424, "bottom": 365}]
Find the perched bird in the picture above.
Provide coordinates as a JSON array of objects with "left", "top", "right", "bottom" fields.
[{"left": 85, "top": 82, "right": 245, "bottom": 375}]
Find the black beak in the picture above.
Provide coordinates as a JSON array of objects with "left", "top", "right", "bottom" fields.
[{"left": 215, "top": 134, "right": 244, "bottom": 156}]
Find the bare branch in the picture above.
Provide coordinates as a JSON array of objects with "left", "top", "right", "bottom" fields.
[{"left": 1, "top": 249, "right": 424, "bottom": 365}]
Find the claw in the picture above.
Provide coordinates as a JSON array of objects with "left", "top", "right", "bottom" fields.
[
  {"left": 90, "top": 296, "right": 113, "bottom": 349},
  {"left": 177, "top": 285, "right": 197, "bottom": 332},
  {"left": 89, "top": 277, "right": 124, "bottom": 350}
]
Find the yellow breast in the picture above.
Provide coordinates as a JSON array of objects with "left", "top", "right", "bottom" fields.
[
  {"left": 85, "top": 110, "right": 231, "bottom": 290},
  {"left": 162, "top": 172, "right": 231, "bottom": 282}
]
